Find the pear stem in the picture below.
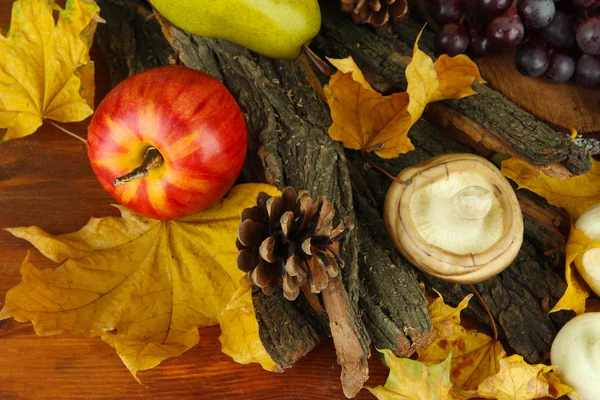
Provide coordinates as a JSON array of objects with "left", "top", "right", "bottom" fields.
[
  {"left": 114, "top": 146, "right": 163, "bottom": 187},
  {"left": 302, "top": 45, "right": 332, "bottom": 77},
  {"left": 47, "top": 120, "right": 87, "bottom": 144}
]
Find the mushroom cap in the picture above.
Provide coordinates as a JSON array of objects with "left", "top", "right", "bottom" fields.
[
  {"left": 574, "top": 203, "right": 600, "bottom": 295},
  {"left": 384, "top": 153, "right": 524, "bottom": 284},
  {"left": 551, "top": 312, "right": 600, "bottom": 400}
]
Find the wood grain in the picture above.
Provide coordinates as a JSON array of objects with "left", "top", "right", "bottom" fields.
[
  {"left": 0, "top": 3, "right": 388, "bottom": 398},
  {"left": 476, "top": 52, "right": 600, "bottom": 136}
]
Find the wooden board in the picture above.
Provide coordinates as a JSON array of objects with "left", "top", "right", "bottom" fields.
[
  {"left": 0, "top": 4, "right": 390, "bottom": 398},
  {"left": 476, "top": 51, "right": 600, "bottom": 136}
]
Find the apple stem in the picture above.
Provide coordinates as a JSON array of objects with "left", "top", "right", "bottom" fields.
[{"left": 114, "top": 146, "right": 163, "bottom": 187}]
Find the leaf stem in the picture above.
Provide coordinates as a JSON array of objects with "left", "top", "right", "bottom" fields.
[
  {"left": 47, "top": 120, "right": 87, "bottom": 144},
  {"left": 361, "top": 149, "right": 405, "bottom": 185},
  {"left": 469, "top": 284, "right": 498, "bottom": 342}
]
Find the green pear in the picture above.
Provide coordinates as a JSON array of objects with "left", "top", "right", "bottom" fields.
[{"left": 148, "top": 0, "right": 321, "bottom": 60}]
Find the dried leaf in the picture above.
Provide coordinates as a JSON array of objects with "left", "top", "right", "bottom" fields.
[
  {"left": 551, "top": 227, "right": 600, "bottom": 314},
  {"left": 418, "top": 293, "right": 505, "bottom": 391},
  {"left": 367, "top": 350, "right": 454, "bottom": 400},
  {"left": 471, "top": 355, "right": 579, "bottom": 400},
  {"left": 324, "top": 35, "right": 483, "bottom": 159},
  {"left": 502, "top": 157, "right": 600, "bottom": 220},
  {"left": 0, "top": 0, "right": 100, "bottom": 141},
  {"left": 0, "top": 184, "right": 280, "bottom": 377}
]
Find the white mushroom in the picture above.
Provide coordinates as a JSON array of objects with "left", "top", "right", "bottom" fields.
[
  {"left": 574, "top": 203, "right": 600, "bottom": 295},
  {"left": 551, "top": 312, "right": 600, "bottom": 400},
  {"left": 384, "top": 153, "right": 524, "bottom": 284}
]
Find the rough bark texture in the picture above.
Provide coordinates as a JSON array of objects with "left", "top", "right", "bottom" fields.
[
  {"left": 314, "top": 1, "right": 591, "bottom": 177},
  {"left": 95, "top": 0, "right": 573, "bottom": 385}
]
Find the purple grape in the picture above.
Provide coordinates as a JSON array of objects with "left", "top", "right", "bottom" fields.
[
  {"left": 577, "top": 17, "right": 600, "bottom": 55},
  {"left": 480, "top": 0, "right": 511, "bottom": 16},
  {"left": 435, "top": 23, "right": 470, "bottom": 56},
  {"left": 544, "top": 52, "right": 576, "bottom": 82},
  {"left": 466, "top": 0, "right": 510, "bottom": 23},
  {"left": 487, "top": 8, "right": 525, "bottom": 47},
  {"left": 514, "top": 41, "right": 550, "bottom": 77},
  {"left": 431, "top": 0, "right": 467, "bottom": 23},
  {"left": 538, "top": 11, "right": 576, "bottom": 48},
  {"left": 518, "top": 0, "right": 555, "bottom": 29},
  {"left": 576, "top": 54, "right": 600, "bottom": 86},
  {"left": 571, "top": 0, "right": 600, "bottom": 9},
  {"left": 468, "top": 29, "right": 490, "bottom": 58}
]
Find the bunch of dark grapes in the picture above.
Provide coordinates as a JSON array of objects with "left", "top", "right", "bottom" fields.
[{"left": 430, "top": 0, "right": 600, "bottom": 87}]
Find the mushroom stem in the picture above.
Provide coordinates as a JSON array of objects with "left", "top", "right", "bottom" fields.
[{"left": 451, "top": 186, "right": 494, "bottom": 221}]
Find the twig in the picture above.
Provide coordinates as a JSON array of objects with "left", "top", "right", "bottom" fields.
[
  {"left": 469, "top": 284, "right": 498, "bottom": 342},
  {"left": 47, "top": 120, "right": 87, "bottom": 144}
]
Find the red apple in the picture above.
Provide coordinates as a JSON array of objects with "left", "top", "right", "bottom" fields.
[{"left": 87, "top": 65, "right": 247, "bottom": 220}]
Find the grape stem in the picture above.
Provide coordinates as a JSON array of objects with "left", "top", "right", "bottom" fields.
[
  {"left": 47, "top": 120, "right": 87, "bottom": 144},
  {"left": 114, "top": 146, "right": 163, "bottom": 187}
]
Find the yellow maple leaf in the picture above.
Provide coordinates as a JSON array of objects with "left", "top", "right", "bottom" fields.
[
  {"left": 0, "top": 184, "right": 279, "bottom": 377},
  {"left": 324, "top": 36, "right": 484, "bottom": 159},
  {"left": 472, "top": 355, "right": 579, "bottom": 400},
  {"left": 418, "top": 293, "right": 505, "bottom": 391},
  {"left": 0, "top": 0, "right": 100, "bottom": 141},
  {"left": 501, "top": 157, "right": 600, "bottom": 220},
  {"left": 551, "top": 227, "right": 600, "bottom": 314},
  {"left": 367, "top": 350, "right": 455, "bottom": 400},
  {"left": 502, "top": 157, "right": 600, "bottom": 314}
]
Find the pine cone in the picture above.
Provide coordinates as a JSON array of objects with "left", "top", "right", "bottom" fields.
[
  {"left": 341, "top": 0, "right": 409, "bottom": 28},
  {"left": 236, "top": 187, "right": 353, "bottom": 301}
]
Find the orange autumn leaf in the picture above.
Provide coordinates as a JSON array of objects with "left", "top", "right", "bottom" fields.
[
  {"left": 418, "top": 293, "right": 505, "bottom": 391},
  {"left": 324, "top": 37, "right": 483, "bottom": 159},
  {"left": 469, "top": 355, "right": 579, "bottom": 400},
  {"left": 0, "top": 0, "right": 101, "bottom": 141},
  {"left": 0, "top": 184, "right": 280, "bottom": 377}
]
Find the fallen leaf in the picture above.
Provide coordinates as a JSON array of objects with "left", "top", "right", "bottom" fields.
[
  {"left": 0, "top": 0, "right": 100, "bottom": 141},
  {"left": 0, "top": 184, "right": 280, "bottom": 377},
  {"left": 472, "top": 355, "right": 579, "bottom": 400},
  {"left": 367, "top": 350, "right": 454, "bottom": 400},
  {"left": 324, "top": 35, "right": 483, "bottom": 159},
  {"left": 501, "top": 157, "right": 600, "bottom": 220},
  {"left": 551, "top": 227, "right": 600, "bottom": 314},
  {"left": 324, "top": 57, "right": 413, "bottom": 158},
  {"left": 418, "top": 293, "right": 505, "bottom": 391}
]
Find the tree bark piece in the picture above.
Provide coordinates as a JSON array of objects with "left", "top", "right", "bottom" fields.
[{"left": 314, "top": 3, "right": 591, "bottom": 176}]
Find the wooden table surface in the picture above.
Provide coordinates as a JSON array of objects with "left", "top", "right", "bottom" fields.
[{"left": 0, "top": 2, "right": 391, "bottom": 399}]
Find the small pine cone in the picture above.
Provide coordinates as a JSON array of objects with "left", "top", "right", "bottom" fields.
[
  {"left": 341, "top": 0, "right": 409, "bottom": 28},
  {"left": 236, "top": 187, "right": 353, "bottom": 301}
]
